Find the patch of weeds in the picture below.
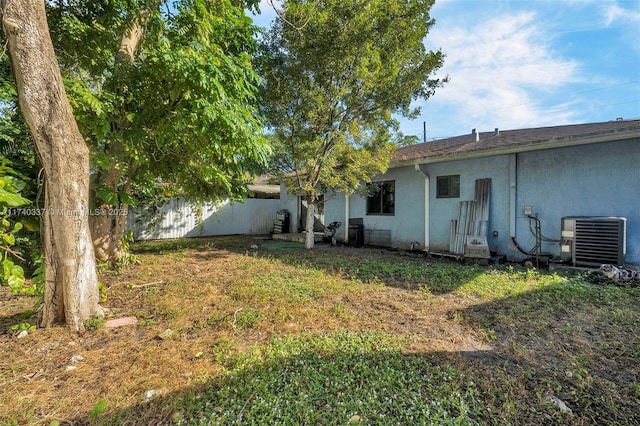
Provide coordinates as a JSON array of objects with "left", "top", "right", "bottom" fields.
[
  {"left": 331, "top": 302, "right": 351, "bottom": 321},
  {"left": 417, "top": 285, "right": 434, "bottom": 299},
  {"left": 229, "top": 259, "right": 348, "bottom": 304},
  {"left": 159, "top": 308, "right": 184, "bottom": 320},
  {"left": 458, "top": 267, "right": 567, "bottom": 300},
  {"left": 206, "top": 313, "right": 232, "bottom": 328},
  {"left": 278, "top": 311, "right": 294, "bottom": 322},
  {"left": 477, "top": 327, "right": 497, "bottom": 342},
  {"left": 238, "top": 262, "right": 252, "bottom": 270},
  {"left": 629, "top": 383, "right": 640, "bottom": 398},
  {"left": 423, "top": 262, "right": 482, "bottom": 293},
  {"left": 211, "top": 337, "right": 241, "bottom": 370},
  {"left": 84, "top": 317, "right": 106, "bottom": 331},
  {"left": 138, "top": 319, "right": 159, "bottom": 327},
  {"left": 89, "top": 399, "right": 108, "bottom": 421},
  {"left": 179, "top": 331, "right": 487, "bottom": 425},
  {"left": 98, "top": 281, "right": 108, "bottom": 303},
  {"left": 10, "top": 321, "right": 36, "bottom": 332},
  {"left": 233, "top": 309, "right": 263, "bottom": 329},
  {"left": 132, "top": 237, "right": 219, "bottom": 255}
]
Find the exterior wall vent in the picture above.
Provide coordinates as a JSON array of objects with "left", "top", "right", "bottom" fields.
[{"left": 560, "top": 216, "right": 626, "bottom": 266}]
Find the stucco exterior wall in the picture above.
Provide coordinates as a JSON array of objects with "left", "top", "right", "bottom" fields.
[
  {"left": 327, "top": 167, "right": 426, "bottom": 249},
  {"left": 418, "top": 154, "right": 513, "bottom": 254},
  {"left": 323, "top": 190, "right": 347, "bottom": 240},
  {"left": 279, "top": 184, "right": 299, "bottom": 234},
  {"left": 515, "top": 138, "right": 640, "bottom": 265},
  {"left": 280, "top": 137, "right": 640, "bottom": 265}
]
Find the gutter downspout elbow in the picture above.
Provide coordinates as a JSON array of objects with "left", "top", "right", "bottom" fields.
[{"left": 414, "top": 163, "right": 430, "bottom": 251}]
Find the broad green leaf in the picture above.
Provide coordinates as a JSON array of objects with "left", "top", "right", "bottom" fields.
[
  {"left": 3, "top": 233, "right": 15, "bottom": 245},
  {"left": 21, "top": 217, "right": 40, "bottom": 232},
  {"left": 95, "top": 185, "right": 118, "bottom": 206},
  {"left": 2, "top": 258, "right": 11, "bottom": 279},
  {"left": 7, "top": 265, "right": 25, "bottom": 291},
  {"left": 0, "top": 188, "right": 30, "bottom": 207},
  {"left": 118, "top": 192, "right": 137, "bottom": 207},
  {"left": 12, "top": 221, "right": 23, "bottom": 233},
  {"left": 3, "top": 176, "right": 26, "bottom": 193},
  {"left": 3, "top": 259, "right": 26, "bottom": 292}
]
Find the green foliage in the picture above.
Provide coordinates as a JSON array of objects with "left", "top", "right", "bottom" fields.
[
  {"left": 233, "top": 308, "right": 264, "bottom": 329},
  {"left": 115, "top": 230, "right": 139, "bottom": 270},
  {"left": 95, "top": 185, "right": 119, "bottom": 206},
  {"left": 10, "top": 321, "right": 36, "bottom": 332},
  {"left": 47, "top": 0, "right": 271, "bottom": 209},
  {"left": 0, "top": 158, "right": 38, "bottom": 295},
  {"left": 259, "top": 0, "right": 446, "bottom": 206},
  {"left": 98, "top": 281, "right": 108, "bottom": 303},
  {"left": 84, "top": 317, "right": 107, "bottom": 331},
  {"left": 180, "top": 331, "right": 482, "bottom": 424},
  {"left": 89, "top": 399, "right": 109, "bottom": 420}
]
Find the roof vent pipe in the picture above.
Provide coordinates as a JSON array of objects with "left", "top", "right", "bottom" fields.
[
  {"left": 495, "top": 128, "right": 499, "bottom": 135},
  {"left": 423, "top": 121, "right": 427, "bottom": 143},
  {"left": 472, "top": 128, "right": 479, "bottom": 142}
]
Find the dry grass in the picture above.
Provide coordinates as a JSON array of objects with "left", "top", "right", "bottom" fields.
[{"left": 0, "top": 235, "right": 638, "bottom": 425}]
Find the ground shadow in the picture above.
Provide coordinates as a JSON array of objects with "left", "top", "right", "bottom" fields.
[
  {"left": 131, "top": 235, "right": 484, "bottom": 294},
  {"left": 0, "top": 287, "right": 37, "bottom": 335},
  {"left": 68, "top": 344, "right": 499, "bottom": 425},
  {"left": 77, "top": 278, "right": 639, "bottom": 425},
  {"left": 453, "top": 279, "right": 640, "bottom": 424},
  {"left": 254, "top": 240, "right": 485, "bottom": 294},
  {"left": 83, "top": 236, "right": 639, "bottom": 424}
]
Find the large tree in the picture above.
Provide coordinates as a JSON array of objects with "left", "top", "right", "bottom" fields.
[
  {"left": 260, "top": 0, "right": 446, "bottom": 248},
  {"left": 1, "top": 0, "right": 101, "bottom": 332},
  {"left": 0, "top": 0, "right": 270, "bottom": 330},
  {"left": 45, "top": 0, "right": 269, "bottom": 264}
]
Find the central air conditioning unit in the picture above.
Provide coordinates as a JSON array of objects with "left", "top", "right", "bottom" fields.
[{"left": 560, "top": 216, "right": 626, "bottom": 267}]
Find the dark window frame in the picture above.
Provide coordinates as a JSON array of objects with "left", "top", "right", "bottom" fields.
[
  {"left": 436, "top": 175, "right": 460, "bottom": 198},
  {"left": 366, "top": 180, "right": 395, "bottom": 216}
]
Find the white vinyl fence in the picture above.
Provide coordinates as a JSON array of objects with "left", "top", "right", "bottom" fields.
[{"left": 128, "top": 198, "right": 280, "bottom": 240}]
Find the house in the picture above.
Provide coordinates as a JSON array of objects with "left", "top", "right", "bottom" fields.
[
  {"left": 280, "top": 119, "right": 640, "bottom": 266},
  {"left": 129, "top": 176, "right": 281, "bottom": 240}
]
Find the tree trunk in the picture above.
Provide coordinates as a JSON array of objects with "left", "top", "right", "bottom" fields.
[
  {"left": 90, "top": 207, "right": 129, "bottom": 264},
  {"left": 90, "top": 168, "right": 129, "bottom": 265},
  {"left": 89, "top": 8, "right": 152, "bottom": 265},
  {"left": 305, "top": 200, "right": 316, "bottom": 249},
  {"left": 2, "top": 0, "right": 102, "bottom": 332}
]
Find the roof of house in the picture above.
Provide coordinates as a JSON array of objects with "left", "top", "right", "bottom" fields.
[
  {"left": 248, "top": 175, "right": 280, "bottom": 195},
  {"left": 393, "top": 119, "right": 640, "bottom": 166}
]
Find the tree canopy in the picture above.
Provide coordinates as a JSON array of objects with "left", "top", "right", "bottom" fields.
[
  {"left": 0, "top": 0, "right": 271, "bottom": 329},
  {"left": 259, "top": 0, "right": 446, "bottom": 248},
  {"left": 42, "top": 0, "right": 271, "bottom": 262}
]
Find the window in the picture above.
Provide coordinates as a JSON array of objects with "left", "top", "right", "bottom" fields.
[
  {"left": 437, "top": 175, "right": 460, "bottom": 198},
  {"left": 367, "top": 180, "right": 395, "bottom": 215}
]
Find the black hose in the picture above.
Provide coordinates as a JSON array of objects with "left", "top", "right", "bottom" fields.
[{"left": 510, "top": 237, "right": 530, "bottom": 255}]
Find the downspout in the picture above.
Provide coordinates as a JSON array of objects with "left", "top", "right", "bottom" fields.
[
  {"left": 344, "top": 193, "right": 350, "bottom": 242},
  {"left": 509, "top": 153, "right": 517, "bottom": 238},
  {"left": 414, "top": 163, "right": 430, "bottom": 251}
]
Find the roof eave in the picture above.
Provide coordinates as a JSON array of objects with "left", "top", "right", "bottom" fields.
[{"left": 391, "top": 129, "right": 640, "bottom": 168}]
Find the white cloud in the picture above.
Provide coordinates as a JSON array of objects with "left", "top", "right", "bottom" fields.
[
  {"left": 603, "top": 2, "right": 640, "bottom": 26},
  {"left": 420, "top": 11, "right": 582, "bottom": 135}
]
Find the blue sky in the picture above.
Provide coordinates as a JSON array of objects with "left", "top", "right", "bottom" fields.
[{"left": 252, "top": 0, "right": 640, "bottom": 140}]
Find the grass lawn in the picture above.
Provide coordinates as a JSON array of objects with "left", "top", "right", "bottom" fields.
[{"left": 1, "top": 235, "right": 638, "bottom": 425}]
